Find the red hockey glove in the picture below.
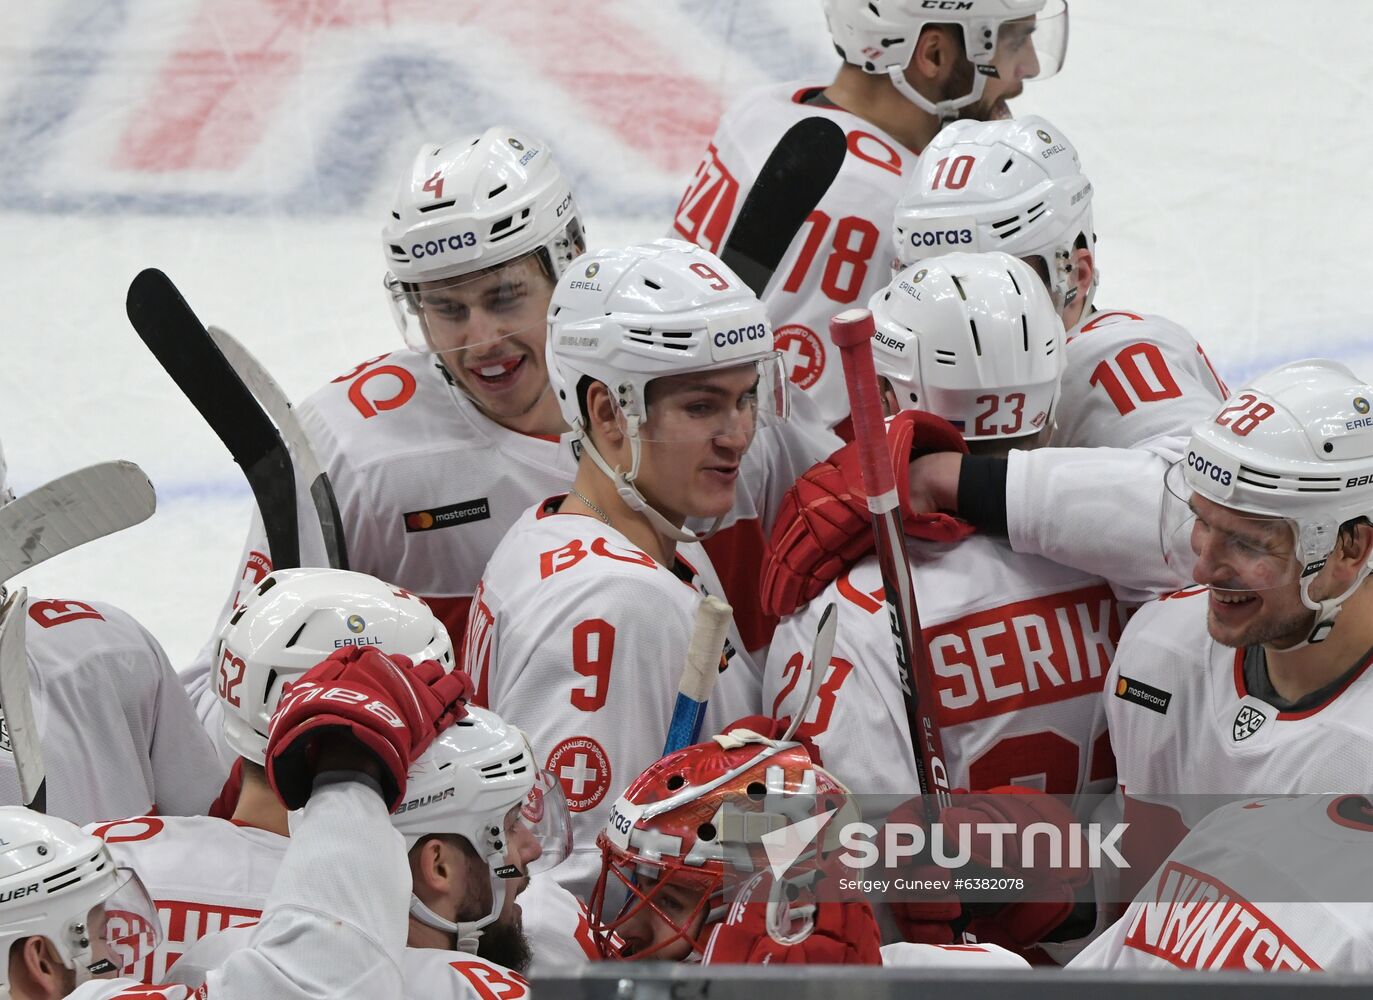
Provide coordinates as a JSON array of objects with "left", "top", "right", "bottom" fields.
[
  {"left": 943, "top": 787, "right": 1091, "bottom": 950},
  {"left": 265, "top": 647, "right": 473, "bottom": 811},
  {"left": 703, "top": 870, "right": 882, "bottom": 966},
  {"left": 888, "top": 864, "right": 964, "bottom": 945},
  {"left": 761, "top": 410, "right": 974, "bottom": 618},
  {"left": 722, "top": 714, "right": 824, "bottom": 767}
]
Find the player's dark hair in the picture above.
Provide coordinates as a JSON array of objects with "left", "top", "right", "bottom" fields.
[{"left": 1337, "top": 516, "right": 1373, "bottom": 557}]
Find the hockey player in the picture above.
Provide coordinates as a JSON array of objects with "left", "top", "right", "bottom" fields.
[
  {"left": 671, "top": 0, "right": 1068, "bottom": 430},
  {"left": 764, "top": 253, "right": 1108, "bottom": 952},
  {"left": 767, "top": 117, "right": 1231, "bottom": 613},
  {"left": 1100, "top": 360, "right": 1373, "bottom": 898},
  {"left": 1069, "top": 794, "right": 1373, "bottom": 972},
  {"left": 0, "top": 448, "right": 224, "bottom": 823},
  {"left": 0, "top": 614, "right": 469, "bottom": 999},
  {"left": 183, "top": 125, "right": 588, "bottom": 760},
  {"left": 892, "top": 114, "right": 1227, "bottom": 453},
  {"left": 94, "top": 568, "right": 576, "bottom": 995},
  {"left": 466, "top": 240, "right": 805, "bottom": 894}
]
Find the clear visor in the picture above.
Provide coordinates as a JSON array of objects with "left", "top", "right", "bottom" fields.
[
  {"left": 518, "top": 769, "right": 573, "bottom": 876},
  {"left": 1161, "top": 462, "right": 1307, "bottom": 594},
  {"left": 995, "top": 1, "right": 1068, "bottom": 80},
  {"left": 587, "top": 844, "right": 715, "bottom": 960},
  {"left": 91, "top": 869, "right": 162, "bottom": 976},
  {"left": 631, "top": 355, "right": 789, "bottom": 444},
  {"left": 384, "top": 252, "right": 553, "bottom": 360}
]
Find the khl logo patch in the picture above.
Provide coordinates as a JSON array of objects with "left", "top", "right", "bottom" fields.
[{"left": 1233, "top": 704, "right": 1267, "bottom": 742}]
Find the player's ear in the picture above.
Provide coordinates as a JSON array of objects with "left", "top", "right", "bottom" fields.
[
  {"left": 12, "top": 935, "right": 69, "bottom": 999},
  {"left": 1070, "top": 247, "right": 1095, "bottom": 302},
  {"left": 409, "top": 837, "right": 449, "bottom": 895},
  {"left": 585, "top": 381, "right": 626, "bottom": 450},
  {"left": 910, "top": 25, "right": 958, "bottom": 85}
]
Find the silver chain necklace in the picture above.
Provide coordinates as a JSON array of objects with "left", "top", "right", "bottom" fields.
[{"left": 569, "top": 488, "right": 611, "bottom": 526}]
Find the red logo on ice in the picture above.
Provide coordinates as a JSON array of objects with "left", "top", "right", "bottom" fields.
[
  {"left": 546, "top": 736, "right": 611, "bottom": 813},
  {"left": 775, "top": 324, "right": 826, "bottom": 390}
]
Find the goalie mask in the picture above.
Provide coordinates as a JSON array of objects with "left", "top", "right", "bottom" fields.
[
  {"left": 871, "top": 252, "right": 1065, "bottom": 439},
  {"left": 0, "top": 808, "right": 160, "bottom": 992},
  {"left": 822, "top": 0, "right": 1067, "bottom": 121},
  {"left": 546, "top": 240, "right": 788, "bottom": 544},
  {"left": 1161, "top": 360, "right": 1373, "bottom": 645},
  {"left": 893, "top": 115, "right": 1095, "bottom": 315},
  {"left": 215, "top": 568, "right": 454, "bottom": 766},
  {"left": 391, "top": 708, "right": 571, "bottom": 952},
  {"left": 588, "top": 732, "right": 854, "bottom": 961}
]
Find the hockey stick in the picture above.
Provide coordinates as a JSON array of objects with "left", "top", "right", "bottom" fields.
[
  {"left": 126, "top": 269, "right": 300, "bottom": 569},
  {"left": 0, "top": 588, "right": 44, "bottom": 811},
  {"left": 719, "top": 117, "right": 848, "bottom": 297},
  {"left": 206, "top": 326, "right": 349, "bottom": 570},
  {"left": 662, "top": 595, "right": 732, "bottom": 755},
  {"left": 830, "top": 308, "right": 952, "bottom": 818},
  {"left": 0, "top": 461, "right": 156, "bottom": 583},
  {"left": 780, "top": 602, "right": 837, "bottom": 744}
]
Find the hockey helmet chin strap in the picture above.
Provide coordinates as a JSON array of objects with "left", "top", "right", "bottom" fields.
[
  {"left": 1290, "top": 563, "right": 1373, "bottom": 648},
  {"left": 578, "top": 418, "right": 723, "bottom": 545},
  {"left": 887, "top": 63, "right": 989, "bottom": 123},
  {"left": 409, "top": 887, "right": 504, "bottom": 953}
]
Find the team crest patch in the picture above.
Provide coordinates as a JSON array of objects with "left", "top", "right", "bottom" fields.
[
  {"left": 774, "top": 324, "right": 825, "bottom": 390},
  {"left": 403, "top": 497, "right": 490, "bottom": 532},
  {"left": 1233, "top": 704, "right": 1267, "bottom": 742},
  {"left": 546, "top": 735, "right": 612, "bottom": 813},
  {"left": 1114, "top": 675, "right": 1172, "bottom": 714}
]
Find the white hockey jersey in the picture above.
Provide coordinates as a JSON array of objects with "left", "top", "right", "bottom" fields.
[
  {"left": 767, "top": 535, "right": 1125, "bottom": 799},
  {"left": 881, "top": 941, "right": 1031, "bottom": 969},
  {"left": 466, "top": 499, "right": 763, "bottom": 895},
  {"left": 1103, "top": 588, "right": 1373, "bottom": 896},
  {"left": 3, "top": 596, "right": 223, "bottom": 825},
  {"left": 672, "top": 82, "right": 919, "bottom": 430},
  {"left": 1053, "top": 309, "right": 1228, "bottom": 451},
  {"left": 1070, "top": 795, "right": 1373, "bottom": 972},
  {"left": 518, "top": 873, "right": 600, "bottom": 965},
  {"left": 182, "top": 349, "right": 580, "bottom": 764},
  {"left": 85, "top": 814, "right": 288, "bottom": 982},
  {"left": 95, "top": 781, "right": 408, "bottom": 1000}
]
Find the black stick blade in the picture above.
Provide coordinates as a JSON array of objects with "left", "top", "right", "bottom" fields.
[
  {"left": 720, "top": 116, "right": 848, "bottom": 296},
  {"left": 126, "top": 268, "right": 301, "bottom": 569}
]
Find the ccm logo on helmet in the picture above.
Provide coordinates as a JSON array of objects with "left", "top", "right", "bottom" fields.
[
  {"left": 411, "top": 232, "right": 477, "bottom": 258},
  {"left": 908, "top": 228, "right": 973, "bottom": 248},
  {"left": 714, "top": 323, "right": 768, "bottom": 348},
  {"left": 922, "top": 0, "right": 973, "bottom": 8},
  {"left": 1186, "top": 450, "right": 1233, "bottom": 487}
]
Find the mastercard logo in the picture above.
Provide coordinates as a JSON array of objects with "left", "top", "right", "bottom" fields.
[
  {"left": 406, "top": 512, "right": 435, "bottom": 530},
  {"left": 1115, "top": 678, "right": 1128, "bottom": 696}
]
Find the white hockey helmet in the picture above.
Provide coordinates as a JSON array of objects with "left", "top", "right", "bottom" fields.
[
  {"left": 822, "top": 0, "right": 1067, "bottom": 120},
  {"left": 546, "top": 239, "right": 788, "bottom": 542},
  {"left": 871, "top": 252, "right": 1064, "bottom": 440},
  {"left": 215, "top": 568, "right": 454, "bottom": 767},
  {"left": 0, "top": 808, "right": 160, "bottom": 992},
  {"left": 894, "top": 116, "right": 1095, "bottom": 314},
  {"left": 1163, "top": 360, "right": 1373, "bottom": 643},
  {"left": 383, "top": 126, "right": 586, "bottom": 357},
  {"left": 392, "top": 707, "right": 571, "bottom": 950}
]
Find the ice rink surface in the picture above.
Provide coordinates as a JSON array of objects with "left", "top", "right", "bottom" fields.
[{"left": 3, "top": 0, "right": 1371, "bottom": 666}]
